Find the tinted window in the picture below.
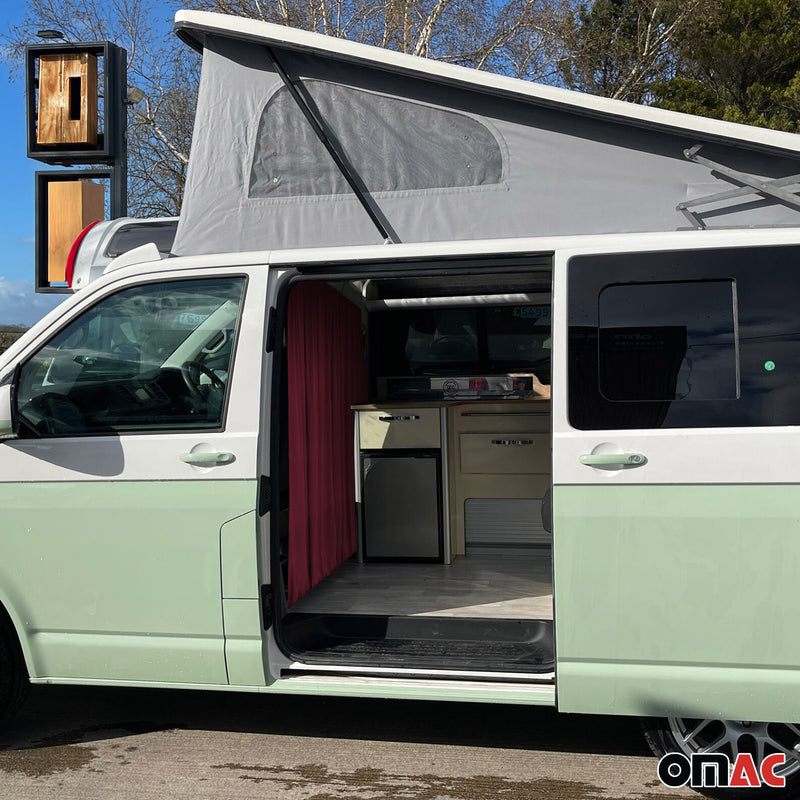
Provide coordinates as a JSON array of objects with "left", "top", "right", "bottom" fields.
[
  {"left": 598, "top": 281, "right": 738, "bottom": 402},
  {"left": 105, "top": 220, "right": 178, "bottom": 257},
  {"left": 370, "top": 305, "right": 551, "bottom": 381},
  {"left": 17, "top": 277, "right": 246, "bottom": 436},
  {"left": 487, "top": 305, "right": 551, "bottom": 374},
  {"left": 405, "top": 309, "right": 479, "bottom": 373},
  {"left": 568, "top": 246, "right": 800, "bottom": 430}
]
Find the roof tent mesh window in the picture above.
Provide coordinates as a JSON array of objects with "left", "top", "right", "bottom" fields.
[{"left": 249, "top": 82, "right": 504, "bottom": 198}]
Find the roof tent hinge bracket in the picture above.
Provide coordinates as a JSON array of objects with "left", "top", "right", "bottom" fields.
[
  {"left": 264, "top": 45, "right": 400, "bottom": 245},
  {"left": 678, "top": 144, "right": 800, "bottom": 229}
]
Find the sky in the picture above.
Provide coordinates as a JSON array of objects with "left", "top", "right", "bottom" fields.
[{"left": 0, "top": 6, "right": 68, "bottom": 326}]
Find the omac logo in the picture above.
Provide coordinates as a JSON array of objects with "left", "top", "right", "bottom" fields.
[{"left": 658, "top": 752, "right": 787, "bottom": 790}]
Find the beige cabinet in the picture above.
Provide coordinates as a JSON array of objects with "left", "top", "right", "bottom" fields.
[
  {"left": 358, "top": 408, "right": 441, "bottom": 449},
  {"left": 446, "top": 402, "right": 551, "bottom": 555},
  {"left": 459, "top": 433, "right": 550, "bottom": 474}
]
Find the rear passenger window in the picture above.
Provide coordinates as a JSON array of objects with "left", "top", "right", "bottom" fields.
[
  {"left": 598, "top": 281, "right": 738, "bottom": 402},
  {"left": 568, "top": 246, "right": 800, "bottom": 430}
]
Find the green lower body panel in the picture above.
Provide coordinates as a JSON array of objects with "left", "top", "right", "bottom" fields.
[
  {"left": 0, "top": 480, "right": 256, "bottom": 685},
  {"left": 554, "top": 484, "right": 800, "bottom": 722}
]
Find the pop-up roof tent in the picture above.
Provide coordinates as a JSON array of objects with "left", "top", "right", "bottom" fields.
[{"left": 172, "top": 10, "right": 800, "bottom": 256}]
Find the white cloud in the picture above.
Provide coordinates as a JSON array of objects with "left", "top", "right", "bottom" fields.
[
  {"left": 20, "top": 236, "right": 34, "bottom": 245},
  {"left": 0, "top": 278, "right": 66, "bottom": 327}
]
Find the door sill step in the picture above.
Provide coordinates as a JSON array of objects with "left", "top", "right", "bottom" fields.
[{"left": 283, "top": 662, "right": 555, "bottom": 684}]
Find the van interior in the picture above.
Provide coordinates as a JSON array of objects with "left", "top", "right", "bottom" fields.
[{"left": 271, "top": 259, "right": 555, "bottom": 676}]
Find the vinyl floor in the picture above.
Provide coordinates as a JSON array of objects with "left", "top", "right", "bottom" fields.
[{"left": 290, "top": 550, "right": 554, "bottom": 619}]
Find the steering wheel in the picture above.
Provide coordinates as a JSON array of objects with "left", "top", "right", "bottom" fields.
[
  {"left": 180, "top": 360, "right": 225, "bottom": 401},
  {"left": 428, "top": 336, "right": 476, "bottom": 360}
]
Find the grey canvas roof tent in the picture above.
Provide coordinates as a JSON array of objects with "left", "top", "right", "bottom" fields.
[{"left": 172, "top": 10, "right": 800, "bottom": 257}]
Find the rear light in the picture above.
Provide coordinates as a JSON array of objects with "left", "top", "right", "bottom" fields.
[
  {"left": 65, "top": 219, "right": 102, "bottom": 288},
  {"left": 469, "top": 377, "right": 488, "bottom": 390}
]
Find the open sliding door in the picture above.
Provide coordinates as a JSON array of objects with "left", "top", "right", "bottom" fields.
[{"left": 552, "top": 242, "right": 800, "bottom": 723}]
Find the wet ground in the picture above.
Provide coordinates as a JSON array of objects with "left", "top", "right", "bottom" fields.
[{"left": 0, "top": 684, "right": 696, "bottom": 799}]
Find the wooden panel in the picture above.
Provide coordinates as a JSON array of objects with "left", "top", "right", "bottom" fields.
[
  {"left": 447, "top": 402, "right": 551, "bottom": 556},
  {"left": 460, "top": 433, "right": 550, "bottom": 474},
  {"left": 359, "top": 408, "right": 440, "bottom": 449},
  {"left": 290, "top": 552, "right": 553, "bottom": 619},
  {"left": 37, "top": 53, "right": 98, "bottom": 145},
  {"left": 464, "top": 498, "right": 550, "bottom": 547},
  {"left": 456, "top": 404, "right": 550, "bottom": 434},
  {"left": 47, "top": 181, "right": 105, "bottom": 282},
  {"left": 458, "top": 473, "right": 551, "bottom": 498}
]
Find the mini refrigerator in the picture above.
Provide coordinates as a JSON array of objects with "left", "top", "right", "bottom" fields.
[{"left": 361, "top": 450, "right": 443, "bottom": 561}]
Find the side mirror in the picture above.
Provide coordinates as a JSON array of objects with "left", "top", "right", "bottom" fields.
[{"left": 0, "top": 383, "right": 18, "bottom": 440}]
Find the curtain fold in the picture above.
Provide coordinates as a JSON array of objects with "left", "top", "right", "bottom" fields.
[{"left": 287, "top": 283, "right": 366, "bottom": 606}]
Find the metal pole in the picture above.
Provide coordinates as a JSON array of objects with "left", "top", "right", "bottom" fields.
[{"left": 108, "top": 44, "right": 128, "bottom": 218}]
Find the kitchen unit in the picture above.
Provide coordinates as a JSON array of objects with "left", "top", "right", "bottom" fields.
[
  {"left": 355, "top": 405, "right": 446, "bottom": 562},
  {"left": 354, "top": 396, "right": 550, "bottom": 563}
]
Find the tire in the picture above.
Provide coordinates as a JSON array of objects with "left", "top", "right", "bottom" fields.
[
  {"left": 641, "top": 717, "right": 800, "bottom": 799},
  {"left": 0, "top": 610, "right": 29, "bottom": 725}
]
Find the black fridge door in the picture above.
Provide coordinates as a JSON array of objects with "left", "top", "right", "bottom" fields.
[{"left": 362, "top": 451, "right": 443, "bottom": 562}]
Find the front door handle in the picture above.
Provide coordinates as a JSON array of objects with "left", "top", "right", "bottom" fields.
[
  {"left": 579, "top": 453, "right": 647, "bottom": 467},
  {"left": 180, "top": 451, "right": 236, "bottom": 466}
]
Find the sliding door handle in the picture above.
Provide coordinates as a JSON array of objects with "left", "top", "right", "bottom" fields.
[
  {"left": 180, "top": 451, "right": 236, "bottom": 466},
  {"left": 579, "top": 453, "right": 647, "bottom": 467}
]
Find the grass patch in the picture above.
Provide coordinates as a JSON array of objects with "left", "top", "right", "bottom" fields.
[{"left": 0, "top": 327, "right": 26, "bottom": 354}]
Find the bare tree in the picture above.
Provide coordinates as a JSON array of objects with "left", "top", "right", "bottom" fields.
[
  {"left": 4, "top": 0, "right": 197, "bottom": 216},
  {"left": 185, "top": 0, "right": 571, "bottom": 80},
  {"left": 559, "top": 0, "right": 705, "bottom": 101},
  {"left": 5, "top": 0, "right": 572, "bottom": 216}
]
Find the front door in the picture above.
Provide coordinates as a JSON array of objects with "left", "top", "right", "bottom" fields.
[
  {"left": 0, "top": 268, "right": 265, "bottom": 684},
  {"left": 552, "top": 242, "right": 800, "bottom": 722}
]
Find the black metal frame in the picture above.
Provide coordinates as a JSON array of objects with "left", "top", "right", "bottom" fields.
[
  {"left": 26, "top": 41, "right": 126, "bottom": 168},
  {"left": 28, "top": 40, "right": 128, "bottom": 292},
  {"left": 34, "top": 169, "right": 112, "bottom": 293}
]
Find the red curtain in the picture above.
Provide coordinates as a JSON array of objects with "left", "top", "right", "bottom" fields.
[{"left": 287, "top": 283, "right": 366, "bottom": 606}]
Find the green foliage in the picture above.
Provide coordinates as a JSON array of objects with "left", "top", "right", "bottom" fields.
[
  {"left": 651, "top": 0, "right": 800, "bottom": 131},
  {"left": 560, "top": 0, "right": 690, "bottom": 101},
  {"left": 0, "top": 329, "right": 25, "bottom": 355}
]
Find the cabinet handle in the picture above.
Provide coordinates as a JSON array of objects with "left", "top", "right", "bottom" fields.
[
  {"left": 491, "top": 438, "right": 533, "bottom": 446},
  {"left": 378, "top": 415, "right": 421, "bottom": 422}
]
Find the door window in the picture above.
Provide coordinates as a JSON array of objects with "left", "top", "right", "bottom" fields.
[
  {"left": 568, "top": 245, "right": 800, "bottom": 430},
  {"left": 598, "top": 280, "right": 738, "bottom": 402},
  {"left": 17, "top": 277, "right": 246, "bottom": 436}
]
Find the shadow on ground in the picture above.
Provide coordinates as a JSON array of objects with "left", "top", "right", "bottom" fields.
[{"left": 0, "top": 683, "right": 651, "bottom": 759}]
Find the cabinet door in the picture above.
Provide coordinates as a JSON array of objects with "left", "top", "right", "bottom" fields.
[
  {"left": 552, "top": 244, "right": 800, "bottom": 722},
  {"left": 0, "top": 269, "right": 266, "bottom": 684}
]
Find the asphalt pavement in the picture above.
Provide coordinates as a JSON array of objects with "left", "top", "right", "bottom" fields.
[{"left": 0, "top": 683, "right": 696, "bottom": 799}]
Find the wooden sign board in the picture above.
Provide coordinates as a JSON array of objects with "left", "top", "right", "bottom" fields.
[
  {"left": 37, "top": 53, "right": 98, "bottom": 146},
  {"left": 47, "top": 180, "right": 105, "bottom": 282}
]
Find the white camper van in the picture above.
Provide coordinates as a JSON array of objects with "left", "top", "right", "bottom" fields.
[{"left": 6, "top": 10, "right": 800, "bottom": 798}]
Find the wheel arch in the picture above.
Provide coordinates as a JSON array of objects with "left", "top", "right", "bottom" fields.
[{"left": 0, "top": 590, "right": 35, "bottom": 679}]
